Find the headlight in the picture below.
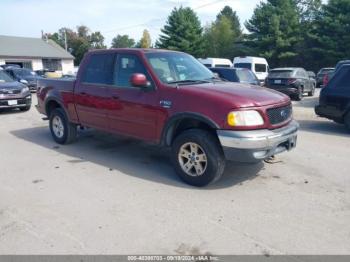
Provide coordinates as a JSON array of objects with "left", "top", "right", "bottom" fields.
[
  {"left": 227, "top": 110, "right": 264, "bottom": 127},
  {"left": 21, "top": 87, "right": 30, "bottom": 93}
]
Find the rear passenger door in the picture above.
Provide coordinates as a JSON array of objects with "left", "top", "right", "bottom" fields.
[
  {"left": 75, "top": 53, "right": 115, "bottom": 130},
  {"left": 105, "top": 53, "right": 160, "bottom": 142}
]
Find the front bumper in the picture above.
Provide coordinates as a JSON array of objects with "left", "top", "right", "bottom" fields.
[
  {"left": 0, "top": 95, "right": 32, "bottom": 109},
  {"left": 217, "top": 120, "right": 299, "bottom": 163}
]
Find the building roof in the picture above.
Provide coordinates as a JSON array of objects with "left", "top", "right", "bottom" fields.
[{"left": 0, "top": 35, "right": 74, "bottom": 59}]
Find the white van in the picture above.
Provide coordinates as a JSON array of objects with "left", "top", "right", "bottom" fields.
[
  {"left": 233, "top": 56, "right": 269, "bottom": 84},
  {"left": 198, "top": 58, "right": 233, "bottom": 68}
]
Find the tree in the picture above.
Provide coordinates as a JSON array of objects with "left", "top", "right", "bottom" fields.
[
  {"left": 156, "top": 7, "right": 204, "bottom": 57},
  {"left": 203, "top": 16, "right": 235, "bottom": 58},
  {"left": 203, "top": 6, "right": 243, "bottom": 59},
  {"left": 111, "top": 34, "right": 135, "bottom": 48},
  {"left": 48, "top": 25, "right": 106, "bottom": 65},
  {"left": 245, "top": 0, "right": 301, "bottom": 67},
  {"left": 137, "top": 29, "right": 152, "bottom": 48},
  {"left": 216, "top": 6, "right": 242, "bottom": 38},
  {"left": 311, "top": 0, "right": 350, "bottom": 67}
]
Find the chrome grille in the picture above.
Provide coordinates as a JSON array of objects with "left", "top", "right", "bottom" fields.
[{"left": 267, "top": 104, "right": 292, "bottom": 125}]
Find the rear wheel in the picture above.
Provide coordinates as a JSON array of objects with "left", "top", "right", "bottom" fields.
[
  {"left": 49, "top": 108, "right": 77, "bottom": 144},
  {"left": 294, "top": 87, "right": 303, "bottom": 101},
  {"left": 171, "top": 129, "right": 226, "bottom": 187},
  {"left": 19, "top": 105, "right": 31, "bottom": 112}
]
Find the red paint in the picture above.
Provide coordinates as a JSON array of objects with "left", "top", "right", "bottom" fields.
[{"left": 36, "top": 48, "right": 292, "bottom": 144}]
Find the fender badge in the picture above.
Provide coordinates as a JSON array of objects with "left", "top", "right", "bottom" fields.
[{"left": 160, "top": 100, "right": 172, "bottom": 109}]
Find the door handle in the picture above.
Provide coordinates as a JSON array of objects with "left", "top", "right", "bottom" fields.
[
  {"left": 112, "top": 95, "right": 119, "bottom": 100},
  {"left": 80, "top": 92, "right": 87, "bottom": 96}
]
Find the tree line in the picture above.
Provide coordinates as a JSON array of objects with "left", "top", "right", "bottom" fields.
[{"left": 48, "top": 0, "right": 350, "bottom": 71}]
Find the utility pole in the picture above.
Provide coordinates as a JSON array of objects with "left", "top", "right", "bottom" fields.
[{"left": 64, "top": 29, "right": 68, "bottom": 51}]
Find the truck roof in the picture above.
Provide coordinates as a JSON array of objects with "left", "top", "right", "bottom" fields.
[{"left": 88, "top": 48, "right": 183, "bottom": 55}]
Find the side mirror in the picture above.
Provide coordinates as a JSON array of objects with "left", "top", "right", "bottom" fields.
[{"left": 130, "top": 73, "right": 150, "bottom": 88}]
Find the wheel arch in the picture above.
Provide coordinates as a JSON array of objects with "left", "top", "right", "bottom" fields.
[{"left": 160, "top": 112, "right": 220, "bottom": 146}]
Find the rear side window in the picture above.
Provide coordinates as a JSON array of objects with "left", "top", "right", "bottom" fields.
[
  {"left": 234, "top": 63, "right": 252, "bottom": 70},
  {"left": 255, "top": 64, "right": 267, "bottom": 73},
  {"left": 83, "top": 54, "right": 114, "bottom": 85},
  {"left": 269, "top": 70, "right": 293, "bottom": 78},
  {"left": 331, "top": 66, "right": 350, "bottom": 89},
  {"left": 215, "top": 64, "right": 231, "bottom": 68}
]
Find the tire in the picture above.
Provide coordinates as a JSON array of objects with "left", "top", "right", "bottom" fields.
[
  {"left": 49, "top": 108, "right": 77, "bottom": 144},
  {"left": 345, "top": 112, "right": 350, "bottom": 131},
  {"left": 308, "top": 85, "right": 315, "bottom": 97},
  {"left": 19, "top": 105, "right": 31, "bottom": 111},
  {"left": 294, "top": 86, "right": 303, "bottom": 101},
  {"left": 171, "top": 129, "right": 226, "bottom": 187}
]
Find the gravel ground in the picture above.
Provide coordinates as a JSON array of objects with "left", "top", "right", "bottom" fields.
[{"left": 0, "top": 89, "right": 349, "bottom": 255}]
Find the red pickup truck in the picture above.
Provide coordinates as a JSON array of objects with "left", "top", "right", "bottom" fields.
[{"left": 36, "top": 49, "right": 298, "bottom": 186}]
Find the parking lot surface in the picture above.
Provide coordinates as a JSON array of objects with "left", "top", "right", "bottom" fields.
[{"left": 0, "top": 90, "right": 349, "bottom": 255}]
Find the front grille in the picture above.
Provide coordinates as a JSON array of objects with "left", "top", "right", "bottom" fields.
[
  {"left": 267, "top": 104, "right": 292, "bottom": 125},
  {"left": 0, "top": 89, "right": 21, "bottom": 94}
]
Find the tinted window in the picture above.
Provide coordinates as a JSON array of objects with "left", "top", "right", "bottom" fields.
[
  {"left": 236, "top": 69, "right": 258, "bottom": 83},
  {"left": 215, "top": 64, "right": 231, "bottom": 68},
  {"left": 255, "top": 63, "right": 267, "bottom": 72},
  {"left": 332, "top": 66, "right": 350, "bottom": 88},
  {"left": 115, "top": 54, "right": 149, "bottom": 88},
  {"left": 269, "top": 70, "right": 294, "bottom": 78},
  {"left": 211, "top": 68, "right": 237, "bottom": 82},
  {"left": 83, "top": 54, "right": 115, "bottom": 85},
  {"left": 234, "top": 63, "right": 252, "bottom": 70}
]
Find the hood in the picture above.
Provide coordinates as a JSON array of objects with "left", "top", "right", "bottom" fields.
[
  {"left": 179, "top": 82, "right": 290, "bottom": 108},
  {"left": 0, "top": 81, "right": 26, "bottom": 91},
  {"left": 22, "top": 75, "right": 38, "bottom": 82}
]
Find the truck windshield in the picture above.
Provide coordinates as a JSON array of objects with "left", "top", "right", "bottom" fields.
[
  {"left": 14, "top": 68, "right": 36, "bottom": 77},
  {"left": 0, "top": 70, "right": 14, "bottom": 83},
  {"left": 145, "top": 52, "right": 214, "bottom": 84}
]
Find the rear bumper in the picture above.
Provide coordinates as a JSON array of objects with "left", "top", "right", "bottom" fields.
[
  {"left": 0, "top": 95, "right": 32, "bottom": 109},
  {"left": 315, "top": 104, "right": 343, "bottom": 121},
  {"left": 267, "top": 86, "right": 298, "bottom": 96},
  {"left": 217, "top": 120, "right": 299, "bottom": 163}
]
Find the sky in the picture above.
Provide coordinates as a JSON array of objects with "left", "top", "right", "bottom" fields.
[{"left": 0, "top": 0, "right": 264, "bottom": 46}]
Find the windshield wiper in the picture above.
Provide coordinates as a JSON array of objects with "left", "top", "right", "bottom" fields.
[{"left": 168, "top": 79, "right": 211, "bottom": 85}]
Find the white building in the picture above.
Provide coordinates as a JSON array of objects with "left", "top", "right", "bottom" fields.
[{"left": 0, "top": 35, "right": 74, "bottom": 74}]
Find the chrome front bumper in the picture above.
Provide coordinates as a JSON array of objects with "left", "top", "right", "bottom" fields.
[{"left": 217, "top": 120, "right": 299, "bottom": 162}]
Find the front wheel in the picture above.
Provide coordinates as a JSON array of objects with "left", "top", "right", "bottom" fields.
[
  {"left": 171, "top": 129, "right": 226, "bottom": 187},
  {"left": 308, "top": 85, "right": 315, "bottom": 97},
  {"left": 49, "top": 108, "right": 77, "bottom": 144}
]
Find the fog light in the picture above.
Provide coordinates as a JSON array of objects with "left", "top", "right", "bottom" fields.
[{"left": 253, "top": 150, "right": 268, "bottom": 159}]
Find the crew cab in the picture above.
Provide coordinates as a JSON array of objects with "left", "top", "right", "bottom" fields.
[{"left": 36, "top": 49, "right": 298, "bottom": 187}]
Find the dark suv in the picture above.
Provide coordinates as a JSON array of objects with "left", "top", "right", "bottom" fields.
[
  {"left": 315, "top": 64, "right": 350, "bottom": 130},
  {"left": 316, "top": 68, "right": 334, "bottom": 87},
  {"left": 5, "top": 67, "right": 38, "bottom": 92},
  {"left": 266, "top": 68, "right": 315, "bottom": 101}
]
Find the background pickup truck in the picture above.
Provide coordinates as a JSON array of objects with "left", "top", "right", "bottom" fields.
[{"left": 36, "top": 48, "right": 298, "bottom": 187}]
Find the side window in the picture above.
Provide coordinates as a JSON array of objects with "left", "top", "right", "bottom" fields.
[
  {"left": 114, "top": 54, "right": 150, "bottom": 88},
  {"left": 331, "top": 66, "right": 350, "bottom": 89},
  {"left": 82, "top": 54, "right": 115, "bottom": 85}
]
